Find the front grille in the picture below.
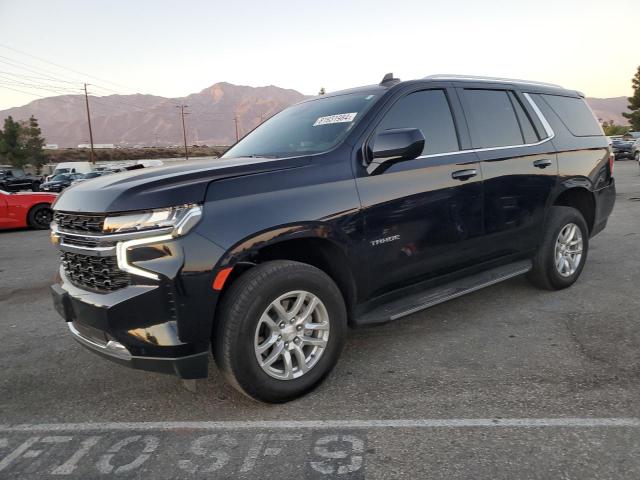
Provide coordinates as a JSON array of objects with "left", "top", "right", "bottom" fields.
[
  {"left": 54, "top": 212, "right": 105, "bottom": 233},
  {"left": 61, "top": 251, "right": 129, "bottom": 291}
]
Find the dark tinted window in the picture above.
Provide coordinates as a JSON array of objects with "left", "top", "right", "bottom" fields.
[
  {"left": 376, "top": 90, "right": 458, "bottom": 155},
  {"left": 464, "top": 89, "right": 523, "bottom": 148},
  {"left": 508, "top": 92, "right": 539, "bottom": 143},
  {"left": 540, "top": 94, "right": 602, "bottom": 137}
]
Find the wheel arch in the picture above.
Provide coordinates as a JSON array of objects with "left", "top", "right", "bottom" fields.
[
  {"left": 551, "top": 184, "right": 596, "bottom": 233},
  {"left": 213, "top": 224, "right": 359, "bottom": 323}
]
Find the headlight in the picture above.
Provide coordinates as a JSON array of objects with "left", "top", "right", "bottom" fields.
[
  {"left": 110, "top": 204, "right": 202, "bottom": 281},
  {"left": 104, "top": 204, "right": 202, "bottom": 236}
]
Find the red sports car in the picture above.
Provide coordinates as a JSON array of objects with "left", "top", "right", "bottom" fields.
[{"left": 0, "top": 189, "right": 57, "bottom": 230}]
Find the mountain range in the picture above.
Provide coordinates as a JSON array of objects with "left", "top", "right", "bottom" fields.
[{"left": 0, "top": 83, "right": 631, "bottom": 147}]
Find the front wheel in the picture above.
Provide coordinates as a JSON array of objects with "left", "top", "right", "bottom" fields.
[
  {"left": 27, "top": 204, "right": 53, "bottom": 230},
  {"left": 213, "top": 260, "right": 347, "bottom": 403},
  {"left": 527, "top": 206, "right": 589, "bottom": 290}
]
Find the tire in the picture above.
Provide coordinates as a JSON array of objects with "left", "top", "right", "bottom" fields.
[
  {"left": 27, "top": 204, "right": 53, "bottom": 230},
  {"left": 527, "top": 206, "right": 589, "bottom": 290},
  {"left": 213, "top": 260, "right": 347, "bottom": 403}
]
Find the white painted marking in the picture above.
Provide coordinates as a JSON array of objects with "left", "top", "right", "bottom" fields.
[
  {"left": 1, "top": 418, "right": 640, "bottom": 432},
  {"left": 96, "top": 435, "right": 159, "bottom": 474},
  {"left": 177, "top": 434, "right": 236, "bottom": 474},
  {"left": 240, "top": 433, "right": 266, "bottom": 472},
  {"left": 311, "top": 434, "right": 364, "bottom": 475},
  {"left": 0, "top": 436, "right": 40, "bottom": 472},
  {"left": 51, "top": 436, "right": 101, "bottom": 475}
]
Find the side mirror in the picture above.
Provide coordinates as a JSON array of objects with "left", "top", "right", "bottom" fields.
[{"left": 366, "top": 128, "right": 425, "bottom": 175}]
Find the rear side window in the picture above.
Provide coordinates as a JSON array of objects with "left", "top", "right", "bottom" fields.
[
  {"left": 376, "top": 89, "right": 459, "bottom": 155},
  {"left": 508, "top": 92, "right": 539, "bottom": 143},
  {"left": 540, "top": 95, "right": 602, "bottom": 137},
  {"left": 463, "top": 89, "right": 524, "bottom": 148}
]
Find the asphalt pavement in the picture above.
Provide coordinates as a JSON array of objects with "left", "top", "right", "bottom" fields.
[{"left": 1, "top": 161, "right": 640, "bottom": 479}]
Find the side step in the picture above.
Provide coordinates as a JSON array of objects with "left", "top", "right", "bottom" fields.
[{"left": 355, "top": 260, "right": 532, "bottom": 325}]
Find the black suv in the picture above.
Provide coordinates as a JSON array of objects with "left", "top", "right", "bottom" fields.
[
  {"left": 50, "top": 74, "right": 615, "bottom": 402},
  {"left": 0, "top": 168, "right": 42, "bottom": 192}
]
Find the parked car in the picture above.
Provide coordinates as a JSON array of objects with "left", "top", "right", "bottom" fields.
[
  {"left": 611, "top": 138, "right": 634, "bottom": 159},
  {"left": 39, "top": 173, "right": 84, "bottom": 192},
  {"left": 71, "top": 170, "right": 112, "bottom": 185},
  {"left": 0, "top": 168, "right": 42, "bottom": 192},
  {"left": 0, "top": 189, "right": 57, "bottom": 229},
  {"left": 50, "top": 74, "right": 615, "bottom": 403},
  {"left": 632, "top": 138, "right": 640, "bottom": 163},
  {"left": 45, "top": 162, "right": 93, "bottom": 182}
]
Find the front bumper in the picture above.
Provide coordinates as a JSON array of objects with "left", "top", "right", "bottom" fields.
[{"left": 51, "top": 231, "right": 225, "bottom": 379}]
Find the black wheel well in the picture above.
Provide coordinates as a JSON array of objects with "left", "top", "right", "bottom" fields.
[
  {"left": 219, "top": 237, "right": 358, "bottom": 320},
  {"left": 553, "top": 188, "right": 595, "bottom": 233}
]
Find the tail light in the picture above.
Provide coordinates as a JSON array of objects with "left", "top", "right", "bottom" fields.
[{"left": 609, "top": 152, "right": 615, "bottom": 177}]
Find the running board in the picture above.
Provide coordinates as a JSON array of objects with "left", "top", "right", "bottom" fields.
[{"left": 354, "top": 260, "right": 532, "bottom": 325}]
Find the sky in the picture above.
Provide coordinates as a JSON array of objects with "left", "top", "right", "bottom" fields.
[{"left": 0, "top": 0, "right": 637, "bottom": 110}]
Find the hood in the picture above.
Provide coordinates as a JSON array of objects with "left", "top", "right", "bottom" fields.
[{"left": 53, "top": 156, "right": 310, "bottom": 213}]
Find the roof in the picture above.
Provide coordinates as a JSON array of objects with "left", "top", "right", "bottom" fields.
[{"left": 307, "top": 74, "right": 579, "bottom": 102}]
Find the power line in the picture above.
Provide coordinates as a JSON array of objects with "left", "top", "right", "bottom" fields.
[
  {"left": 0, "top": 70, "right": 82, "bottom": 85},
  {"left": 0, "top": 44, "right": 142, "bottom": 93},
  {"left": 0, "top": 55, "right": 82, "bottom": 85}
]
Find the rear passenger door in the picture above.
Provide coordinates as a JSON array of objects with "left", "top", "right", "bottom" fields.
[
  {"left": 355, "top": 87, "right": 484, "bottom": 298},
  {"left": 458, "top": 87, "right": 557, "bottom": 257}
]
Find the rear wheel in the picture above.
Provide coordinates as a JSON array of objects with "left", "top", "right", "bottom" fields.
[
  {"left": 28, "top": 204, "right": 53, "bottom": 230},
  {"left": 527, "top": 206, "right": 589, "bottom": 290},
  {"left": 213, "top": 260, "right": 347, "bottom": 403}
]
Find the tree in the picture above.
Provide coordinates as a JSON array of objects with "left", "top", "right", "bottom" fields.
[
  {"left": 22, "top": 116, "right": 46, "bottom": 168},
  {"left": 0, "top": 115, "right": 46, "bottom": 168},
  {"left": 0, "top": 116, "right": 25, "bottom": 167},
  {"left": 622, "top": 66, "right": 640, "bottom": 131},
  {"left": 602, "top": 120, "right": 630, "bottom": 136}
]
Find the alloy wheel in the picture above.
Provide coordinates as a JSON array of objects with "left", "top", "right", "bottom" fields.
[
  {"left": 254, "top": 290, "right": 330, "bottom": 380},
  {"left": 554, "top": 223, "right": 583, "bottom": 277}
]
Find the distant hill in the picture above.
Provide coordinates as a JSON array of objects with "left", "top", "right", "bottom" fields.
[
  {"left": 0, "top": 87, "right": 631, "bottom": 147},
  {"left": 586, "top": 96, "right": 630, "bottom": 126},
  {"left": 0, "top": 82, "right": 307, "bottom": 147}
]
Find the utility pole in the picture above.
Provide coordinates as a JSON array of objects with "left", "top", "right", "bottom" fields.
[
  {"left": 234, "top": 116, "right": 240, "bottom": 142},
  {"left": 177, "top": 105, "right": 189, "bottom": 160},
  {"left": 83, "top": 83, "right": 96, "bottom": 166}
]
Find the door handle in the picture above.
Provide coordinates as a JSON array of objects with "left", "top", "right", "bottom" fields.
[
  {"left": 533, "top": 159, "right": 553, "bottom": 169},
  {"left": 451, "top": 169, "right": 477, "bottom": 181}
]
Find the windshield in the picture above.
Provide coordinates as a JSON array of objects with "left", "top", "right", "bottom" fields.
[
  {"left": 54, "top": 168, "right": 71, "bottom": 175},
  {"left": 51, "top": 174, "right": 69, "bottom": 182},
  {"left": 223, "top": 92, "right": 378, "bottom": 158},
  {"left": 83, "top": 172, "right": 101, "bottom": 179}
]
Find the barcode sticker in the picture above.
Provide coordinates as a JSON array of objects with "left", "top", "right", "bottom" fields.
[{"left": 313, "top": 112, "right": 358, "bottom": 126}]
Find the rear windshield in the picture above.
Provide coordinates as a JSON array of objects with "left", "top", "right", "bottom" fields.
[
  {"left": 223, "top": 93, "right": 378, "bottom": 158},
  {"left": 540, "top": 95, "right": 603, "bottom": 137}
]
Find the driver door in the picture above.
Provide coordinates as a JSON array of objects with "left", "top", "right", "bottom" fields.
[{"left": 354, "top": 88, "right": 485, "bottom": 298}]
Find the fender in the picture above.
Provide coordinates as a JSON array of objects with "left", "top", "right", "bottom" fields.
[{"left": 214, "top": 220, "right": 357, "bottom": 267}]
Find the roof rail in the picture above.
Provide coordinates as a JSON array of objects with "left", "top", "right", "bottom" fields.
[{"left": 424, "top": 74, "right": 564, "bottom": 89}]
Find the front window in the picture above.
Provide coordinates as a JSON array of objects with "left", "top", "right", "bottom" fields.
[
  {"left": 223, "top": 92, "right": 378, "bottom": 159},
  {"left": 51, "top": 174, "right": 70, "bottom": 182}
]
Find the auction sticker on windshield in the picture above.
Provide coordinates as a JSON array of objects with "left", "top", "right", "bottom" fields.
[{"left": 313, "top": 112, "right": 357, "bottom": 126}]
